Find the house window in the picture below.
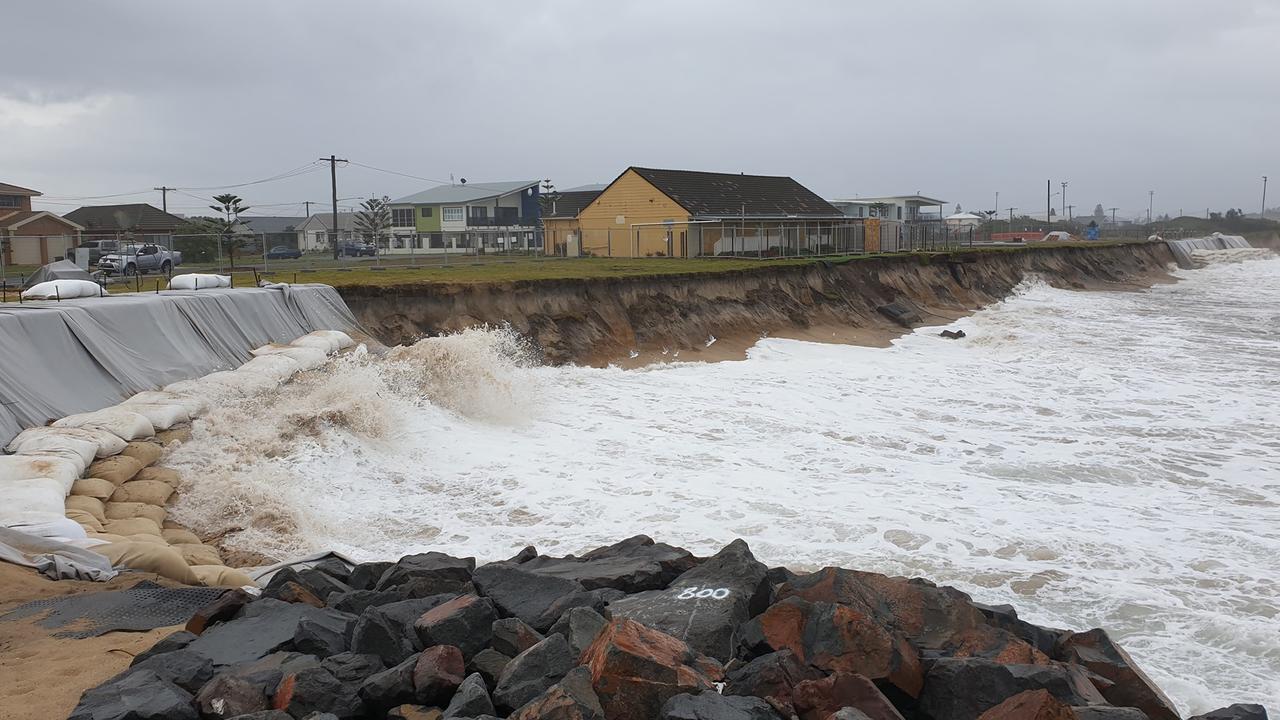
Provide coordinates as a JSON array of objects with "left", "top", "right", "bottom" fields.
[
  {"left": 469, "top": 207, "right": 488, "bottom": 219},
  {"left": 420, "top": 206, "right": 433, "bottom": 217},
  {"left": 0, "top": 195, "right": 20, "bottom": 208},
  {"left": 314, "top": 232, "right": 326, "bottom": 245},
  {"left": 391, "top": 208, "right": 414, "bottom": 226},
  {"left": 443, "top": 207, "right": 464, "bottom": 222},
  {"left": 896, "top": 206, "right": 903, "bottom": 220}
]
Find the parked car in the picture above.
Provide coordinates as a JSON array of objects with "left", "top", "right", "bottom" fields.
[
  {"left": 337, "top": 242, "right": 376, "bottom": 257},
  {"left": 266, "top": 245, "right": 303, "bottom": 259},
  {"left": 97, "top": 244, "right": 183, "bottom": 276},
  {"left": 66, "top": 239, "right": 119, "bottom": 266}
]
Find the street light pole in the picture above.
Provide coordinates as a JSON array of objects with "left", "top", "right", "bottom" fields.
[
  {"left": 1060, "top": 181, "right": 1068, "bottom": 221},
  {"left": 1148, "top": 190, "right": 1154, "bottom": 224},
  {"left": 1263, "top": 176, "right": 1269, "bottom": 219}
]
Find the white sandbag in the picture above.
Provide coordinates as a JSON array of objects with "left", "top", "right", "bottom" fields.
[
  {"left": 9, "top": 516, "right": 89, "bottom": 543},
  {"left": 116, "top": 402, "right": 189, "bottom": 431},
  {"left": 53, "top": 408, "right": 155, "bottom": 441},
  {"left": 0, "top": 477, "right": 68, "bottom": 527},
  {"left": 20, "top": 279, "right": 104, "bottom": 300},
  {"left": 314, "top": 330, "right": 355, "bottom": 349},
  {"left": 0, "top": 456, "right": 81, "bottom": 493},
  {"left": 167, "top": 273, "right": 231, "bottom": 290},
  {"left": 6, "top": 426, "right": 127, "bottom": 459},
  {"left": 198, "top": 369, "right": 279, "bottom": 396},
  {"left": 290, "top": 330, "right": 353, "bottom": 353},
  {"left": 121, "top": 390, "right": 209, "bottom": 417},
  {"left": 250, "top": 344, "right": 328, "bottom": 371},
  {"left": 238, "top": 354, "right": 301, "bottom": 382},
  {"left": 6, "top": 432, "right": 99, "bottom": 469}
]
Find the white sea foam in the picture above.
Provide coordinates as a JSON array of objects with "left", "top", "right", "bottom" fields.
[{"left": 168, "top": 254, "right": 1280, "bottom": 715}]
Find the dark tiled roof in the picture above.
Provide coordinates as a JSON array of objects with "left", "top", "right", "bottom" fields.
[
  {"left": 0, "top": 182, "right": 40, "bottom": 196},
  {"left": 239, "top": 216, "right": 307, "bottom": 234},
  {"left": 63, "top": 203, "right": 184, "bottom": 232},
  {"left": 630, "top": 167, "right": 841, "bottom": 218},
  {"left": 543, "top": 190, "right": 602, "bottom": 219}
]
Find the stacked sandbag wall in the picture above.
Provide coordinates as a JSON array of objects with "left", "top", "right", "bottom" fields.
[{"left": 0, "top": 329, "right": 356, "bottom": 588}]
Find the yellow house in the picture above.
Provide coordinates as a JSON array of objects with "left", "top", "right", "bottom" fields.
[
  {"left": 567, "top": 167, "right": 849, "bottom": 258},
  {"left": 540, "top": 190, "right": 603, "bottom": 256}
]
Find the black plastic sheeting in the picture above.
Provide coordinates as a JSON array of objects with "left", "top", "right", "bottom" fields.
[
  {"left": 0, "top": 284, "right": 362, "bottom": 445},
  {"left": 0, "top": 580, "right": 225, "bottom": 638}
]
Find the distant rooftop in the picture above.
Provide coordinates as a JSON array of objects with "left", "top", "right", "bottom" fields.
[
  {"left": 543, "top": 190, "right": 603, "bottom": 219},
  {"left": 391, "top": 180, "right": 539, "bottom": 205},
  {"left": 833, "top": 194, "right": 948, "bottom": 206},
  {"left": 0, "top": 182, "right": 41, "bottom": 197},
  {"left": 238, "top": 215, "right": 307, "bottom": 234},
  {"left": 629, "top": 167, "right": 841, "bottom": 218}
]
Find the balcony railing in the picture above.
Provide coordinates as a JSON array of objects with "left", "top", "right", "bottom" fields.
[{"left": 466, "top": 215, "right": 536, "bottom": 227}]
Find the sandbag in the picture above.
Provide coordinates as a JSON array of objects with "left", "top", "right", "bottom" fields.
[
  {"left": 251, "top": 344, "right": 329, "bottom": 371},
  {"left": 9, "top": 516, "right": 89, "bottom": 542},
  {"left": 111, "top": 480, "right": 174, "bottom": 506},
  {"left": 86, "top": 455, "right": 144, "bottom": 485},
  {"left": 90, "top": 542, "right": 200, "bottom": 584},
  {"left": 7, "top": 433, "right": 99, "bottom": 469},
  {"left": 167, "top": 273, "right": 230, "bottom": 291},
  {"left": 117, "top": 402, "right": 189, "bottom": 431},
  {"left": 162, "top": 528, "right": 202, "bottom": 546},
  {"left": 134, "top": 466, "right": 181, "bottom": 489},
  {"left": 175, "top": 543, "right": 223, "bottom": 567},
  {"left": 196, "top": 370, "right": 278, "bottom": 396},
  {"left": 0, "top": 455, "right": 81, "bottom": 493},
  {"left": 54, "top": 408, "right": 155, "bottom": 441},
  {"left": 289, "top": 334, "right": 339, "bottom": 353},
  {"left": 104, "top": 501, "right": 167, "bottom": 526},
  {"left": 102, "top": 517, "right": 162, "bottom": 538},
  {"left": 154, "top": 427, "right": 193, "bottom": 446},
  {"left": 0, "top": 477, "right": 67, "bottom": 527},
  {"left": 65, "top": 495, "right": 106, "bottom": 523},
  {"left": 190, "top": 565, "right": 257, "bottom": 588},
  {"left": 238, "top": 354, "right": 301, "bottom": 382},
  {"left": 300, "top": 330, "right": 354, "bottom": 351},
  {"left": 70, "top": 477, "right": 117, "bottom": 501},
  {"left": 21, "top": 279, "right": 103, "bottom": 300},
  {"left": 125, "top": 533, "right": 169, "bottom": 546},
  {"left": 6, "top": 426, "right": 127, "bottom": 459},
  {"left": 121, "top": 390, "right": 208, "bottom": 417},
  {"left": 87, "top": 532, "right": 130, "bottom": 544},
  {"left": 119, "top": 441, "right": 164, "bottom": 468},
  {"left": 66, "top": 508, "right": 105, "bottom": 533}
]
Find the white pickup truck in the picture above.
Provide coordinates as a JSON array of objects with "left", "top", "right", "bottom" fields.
[{"left": 96, "top": 244, "right": 183, "bottom": 276}]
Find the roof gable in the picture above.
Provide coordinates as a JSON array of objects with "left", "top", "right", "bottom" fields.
[
  {"left": 63, "top": 203, "right": 184, "bottom": 231},
  {"left": 391, "top": 180, "right": 539, "bottom": 206},
  {"left": 1, "top": 210, "right": 84, "bottom": 231},
  {"left": 0, "top": 182, "right": 40, "bottom": 197},
  {"left": 628, "top": 167, "right": 841, "bottom": 217},
  {"left": 543, "top": 190, "right": 602, "bottom": 219}
]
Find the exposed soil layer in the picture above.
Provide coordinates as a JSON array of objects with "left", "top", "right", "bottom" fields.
[{"left": 339, "top": 243, "right": 1177, "bottom": 366}]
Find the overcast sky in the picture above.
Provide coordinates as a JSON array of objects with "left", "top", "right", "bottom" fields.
[{"left": 3, "top": 1, "right": 1277, "bottom": 221}]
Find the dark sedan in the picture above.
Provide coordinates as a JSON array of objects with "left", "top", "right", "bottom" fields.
[
  {"left": 266, "top": 245, "right": 303, "bottom": 259},
  {"left": 337, "top": 242, "right": 377, "bottom": 257}
]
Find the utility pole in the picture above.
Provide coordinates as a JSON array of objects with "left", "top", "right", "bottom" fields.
[
  {"left": 1067, "top": 204, "right": 1074, "bottom": 221},
  {"left": 1263, "top": 176, "right": 1269, "bottom": 219},
  {"left": 153, "top": 186, "right": 175, "bottom": 213},
  {"left": 303, "top": 201, "right": 316, "bottom": 219},
  {"left": 994, "top": 191, "right": 999, "bottom": 216},
  {"left": 1108, "top": 207, "right": 1118, "bottom": 225},
  {"left": 1008, "top": 207, "right": 1017, "bottom": 228},
  {"left": 1060, "top": 181, "right": 1068, "bottom": 221},
  {"left": 1148, "top": 190, "right": 1154, "bottom": 224},
  {"left": 1046, "top": 179, "right": 1051, "bottom": 228},
  {"left": 320, "top": 155, "right": 348, "bottom": 259}
]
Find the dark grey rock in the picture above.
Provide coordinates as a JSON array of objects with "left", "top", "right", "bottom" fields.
[
  {"left": 473, "top": 563, "right": 586, "bottom": 632},
  {"left": 974, "top": 602, "right": 1065, "bottom": 656},
  {"left": 274, "top": 665, "right": 364, "bottom": 719},
  {"left": 519, "top": 535, "right": 700, "bottom": 593},
  {"left": 311, "top": 558, "right": 353, "bottom": 584},
  {"left": 491, "top": 617, "right": 544, "bottom": 657},
  {"left": 877, "top": 299, "right": 922, "bottom": 327},
  {"left": 919, "top": 657, "right": 1107, "bottom": 720},
  {"left": 533, "top": 588, "right": 613, "bottom": 631},
  {"left": 1072, "top": 709, "right": 1151, "bottom": 720},
  {"left": 298, "top": 568, "right": 352, "bottom": 599},
  {"left": 328, "top": 588, "right": 410, "bottom": 615},
  {"left": 659, "top": 692, "right": 782, "bottom": 720},
  {"left": 722, "top": 649, "right": 824, "bottom": 706},
  {"left": 444, "top": 672, "right": 496, "bottom": 719},
  {"left": 129, "top": 648, "right": 214, "bottom": 693},
  {"left": 468, "top": 649, "right": 512, "bottom": 690},
  {"left": 68, "top": 668, "right": 197, "bottom": 720},
  {"left": 130, "top": 629, "right": 197, "bottom": 666},
  {"left": 765, "top": 567, "right": 798, "bottom": 587},
  {"left": 826, "top": 709, "right": 875, "bottom": 720},
  {"left": 377, "top": 552, "right": 476, "bottom": 592},
  {"left": 292, "top": 607, "right": 356, "bottom": 658},
  {"left": 608, "top": 539, "right": 771, "bottom": 662},
  {"left": 1189, "top": 706, "right": 1269, "bottom": 720},
  {"left": 351, "top": 595, "right": 457, "bottom": 666},
  {"left": 186, "top": 601, "right": 309, "bottom": 668},
  {"left": 547, "top": 606, "right": 607, "bottom": 658},
  {"left": 508, "top": 545, "right": 538, "bottom": 564},
  {"left": 493, "top": 633, "right": 576, "bottom": 713},
  {"left": 320, "top": 652, "right": 385, "bottom": 683},
  {"left": 507, "top": 666, "right": 603, "bottom": 720},
  {"left": 414, "top": 594, "right": 498, "bottom": 659},
  {"left": 348, "top": 561, "right": 394, "bottom": 591},
  {"left": 196, "top": 653, "right": 320, "bottom": 718},
  {"left": 358, "top": 653, "right": 421, "bottom": 714},
  {"left": 223, "top": 711, "right": 293, "bottom": 720}
]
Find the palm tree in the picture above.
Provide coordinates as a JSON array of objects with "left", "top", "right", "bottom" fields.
[{"left": 209, "top": 194, "right": 250, "bottom": 272}]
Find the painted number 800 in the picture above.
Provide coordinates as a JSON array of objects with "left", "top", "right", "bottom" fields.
[{"left": 676, "top": 586, "right": 731, "bottom": 600}]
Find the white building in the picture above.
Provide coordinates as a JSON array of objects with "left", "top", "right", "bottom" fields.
[
  {"left": 830, "top": 194, "right": 947, "bottom": 223},
  {"left": 296, "top": 213, "right": 356, "bottom": 252},
  {"left": 944, "top": 212, "right": 985, "bottom": 229}
]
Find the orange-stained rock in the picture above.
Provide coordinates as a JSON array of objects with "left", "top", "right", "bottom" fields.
[
  {"left": 1056, "top": 629, "right": 1179, "bottom": 720},
  {"left": 581, "top": 618, "right": 721, "bottom": 720},
  {"left": 974, "top": 689, "right": 1075, "bottom": 720},
  {"left": 741, "top": 596, "right": 923, "bottom": 698},
  {"left": 948, "top": 626, "right": 1053, "bottom": 666},
  {"left": 791, "top": 672, "right": 905, "bottom": 720}
]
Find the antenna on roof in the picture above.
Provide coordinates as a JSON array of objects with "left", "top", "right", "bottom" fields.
[{"left": 460, "top": 178, "right": 467, "bottom": 185}]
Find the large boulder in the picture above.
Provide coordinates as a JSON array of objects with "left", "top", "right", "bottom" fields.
[
  {"left": 292, "top": 607, "right": 357, "bottom": 658},
  {"left": 271, "top": 665, "right": 363, "bottom": 719},
  {"left": 944, "top": 625, "right": 1052, "bottom": 666},
  {"left": 790, "top": 673, "right": 905, "bottom": 720},
  {"left": 739, "top": 596, "right": 922, "bottom": 697},
  {"left": 444, "top": 672, "right": 496, "bottom": 719},
  {"left": 608, "top": 539, "right": 771, "bottom": 662},
  {"left": 414, "top": 594, "right": 499, "bottom": 659},
  {"left": 1070, "top": 709, "right": 1151, "bottom": 720},
  {"left": 974, "top": 603, "right": 1065, "bottom": 656},
  {"left": 918, "top": 658, "right": 1106, "bottom": 720},
  {"left": 974, "top": 689, "right": 1075, "bottom": 720},
  {"left": 469, "top": 648, "right": 512, "bottom": 689},
  {"left": 473, "top": 562, "right": 588, "bottom": 632},
  {"left": 130, "top": 630, "right": 197, "bottom": 666},
  {"left": 1188, "top": 706, "right": 1268, "bottom": 720},
  {"left": 581, "top": 618, "right": 723, "bottom": 720},
  {"left": 378, "top": 551, "right": 476, "bottom": 593},
  {"left": 359, "top": 654, "right": 421, "bottom": 715},
  {"left": 128, "top": 648, "right": 215, "bottom": 693},
  {"left": 492, "top": 617, "right": 546, "bottom": 657},
  {"left": 187, "top": 590, "right": 254, "bottom": 635},
  {"left": 351, "top": 595, "right": 458, "bottom": 666},
  {"left": 659, "top": 692, "right": 782, "bottom": 720},
  {"left": 349, "top": 561, "right": 395, "bottom": 591},
  {"left": 195, "top": 652, "right": 319, "bottom": 719},
  {"left": 69, "top": 669, "right": 197, "bottom": 720},
  {"left": 185, "top": 601, "right": 310, "bottom": 668},
  {"left": 548, "top": 606, "right": 609, "bottom": 658},
  {"left": 321, "top": 651, "right": 385, "bottom": 684},
  {"left": 1055, "top": 629, "right": 1179, "bottom": 720},
  {"left": 413, "top": 645, "right": 466, "bottom": 706},
  {"left": 722, "top": 649, "right": 824, "bottom": 717},
  {"left": 519, "top": 535, "right": 700, "bottom": 593},
  {"left": 509, "top": 666, "right": 605, "bottom": 720},
  {"left": 329, "top": 588, "right": 412, "bottom": 615},
  {"left": 493, "top": 633, "right": 577, "bottom": 713}
]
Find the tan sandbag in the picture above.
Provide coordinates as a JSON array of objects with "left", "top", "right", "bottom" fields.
[
  {"left": 133, "top": 466, "right": 182, "bottom": 489},
  {"left": 162, "top": 528, "right": 202, "bottom": 546},
  {"left": 190, "top": 565, "right": 257, "bottom": 588},
  {"left": 70, "top": 477, "right": 117, "bottom": 501},
  {"left": 87, "top": 532, "right": 129, "bottom": 544},
  {"left": 126, "top": 533, "right": 168, "bottom": 546},
  {"left": 91, "top": 542, "right": 199, "bottom": 584},
  {"left": 175, "top": 543, "right": 222, "bottom": 567},
  {"left": 102, "top": 516, "right": 161, "bottom": 537},
  {"left": 86, "top": 455, "right": 144, "bottom": 486},
  {"left": 65, "top": 495, "right": 106, "bottom": 523},
  {"left": 162, "top": 519, "right": 184, "bottom": 529},
  {"left": 65, "top": 508, "right": 104, "bottom": 533},
  {"left": 119, "top": 441, "right": 164, "bottom": 467},
  {"left": 110, "top": 479, "right": 174, "bottom": 506},
  {"left": 154, "top": 427, "right": 193, "bottom": 446},
  {"left": 104, "top": 501, "right": 166, "bottom": 526}
]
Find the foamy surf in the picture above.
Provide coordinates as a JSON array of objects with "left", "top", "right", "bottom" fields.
[{"left": 167, "top": 254, "right": 1280, "bottom": 715}]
